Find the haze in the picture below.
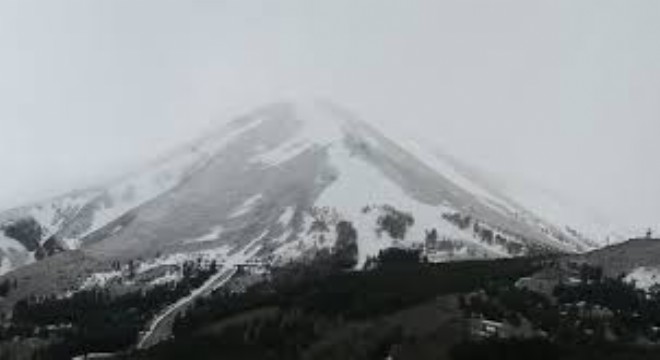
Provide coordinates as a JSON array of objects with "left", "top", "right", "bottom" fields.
[{"left": 1, "top": 0, "right": 659, "bottom": 232}]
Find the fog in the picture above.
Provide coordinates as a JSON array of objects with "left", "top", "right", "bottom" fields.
[{"left": 1, "top": 0, "right": 659, "bottom": 232}]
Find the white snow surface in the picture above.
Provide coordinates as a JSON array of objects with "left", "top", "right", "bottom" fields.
[
  {"left": 0, "top": 191, "right": 99, "bottom": 249},
  {"left": 136, "top": 245, "right": 233, "bottom": 275},
  {"left": 149, "top": 271, "right": 182, "bottom": 286},
  {"left": 402, "top": 141, "right": 516, "bottom": 214},
  {"left": 250, "top": 102, "right": 346, "bottom": 167},
  {"left": 0, "top": 110, "right": 270, "bottom": 275},
  {"left": 80, "top": 270, "right": 123, "bottom": 290},
  {"left": 404, "top": 140, "right": 617, "bottom": 250},
  {"left": 60, "top": 237, "right": 82, "bottom": 250},
  {"left": 78, "top": 244, "right": 236, "bottom": 292},
  {"left": 184, "top": 226, "right": 225, "bottom": 244},
  {"left": 251, "top": 140, "right": 310, "bottom": 167},
  {"left": 2, "top": 110, "right": 266, "bottom": 245},
  {"left": 0, "top": 258, "right": 12, "bottom": 276},
  {"left": 625, "top": 267, "right": 660, "bottom": 291},
  {"left": 0, "top": 233, "right": 24, "bottom": 253},
  {"left": 496, "top": 178, "right": 624, "bottom": 247},
  {"left": 278, "top": 207, "right": 296, "bottom": 226},
  {"left": 0, "top": 101, "right": 613, "bottom": 278},
  {"left": 28, "top": 194, "right": 95, "bottom": 237},
  {"left": 0, "top": 233, "right": 33, "bottom": 275},
  {"left": 314, "top": 141, "right": 503, "bottom": 266},
  {"left": 79, "top": 117, "right": 264, "bottom": 239},
  {"left": 229, "top": 194, "right": 263, "bottom": 219}
]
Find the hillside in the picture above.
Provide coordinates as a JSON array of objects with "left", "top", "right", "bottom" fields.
[{"left": 0, "top": 101, "right": 614, "bottom": 357}]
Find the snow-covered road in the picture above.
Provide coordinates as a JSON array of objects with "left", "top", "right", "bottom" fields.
[
  {"left": 137, "top": 234, "right": 264, "bottom": 349},
  {"left": 136, "top": 267, "right": 238, "bottom": 349}
]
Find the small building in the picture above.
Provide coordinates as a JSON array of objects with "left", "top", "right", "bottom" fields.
[
  {"left": 470, "top": 319, "right": 508, "bottom": 339},
  {"left": 469, "top": 317, "right": 544, "bottom": 340}
]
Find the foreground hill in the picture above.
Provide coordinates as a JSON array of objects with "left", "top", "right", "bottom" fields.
[{"left": 568, "top": 236, "right": 660, "bottom": 290}]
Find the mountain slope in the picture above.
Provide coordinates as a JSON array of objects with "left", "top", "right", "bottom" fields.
[
  {"left": 0, "top": 101, "right": 598, "bottom": 291},
  {"left": 0, "top": 111, "right": 276, "bottom": 274},
  {"left": 412, "top": 145, "right": 623, "bottom": 247}
]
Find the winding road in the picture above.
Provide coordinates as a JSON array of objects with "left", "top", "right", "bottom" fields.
[
  {"left": 136, "top": 267, "right": 238, "bottom": 349},
  {"left": 137, "top": 234, "right": 265, "bottom": 349}
]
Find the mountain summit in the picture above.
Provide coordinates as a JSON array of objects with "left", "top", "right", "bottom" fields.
[{"left": 1, "top": 102, "right": 600, "bottom": 294}]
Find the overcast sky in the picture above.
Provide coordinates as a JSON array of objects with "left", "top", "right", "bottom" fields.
[{"left": 1, "top": 0, "right": 659, "bottom": 232}]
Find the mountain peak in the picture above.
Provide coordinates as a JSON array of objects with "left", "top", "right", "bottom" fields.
[
  {"left": 221, "top": 100, "right": 364, "bottom": 154},
  {"left": 0, "top": 100, "right": 604, "bottom": 278},
  {"left": 255, "top": 99, "right": 353, "bottom": 133}
]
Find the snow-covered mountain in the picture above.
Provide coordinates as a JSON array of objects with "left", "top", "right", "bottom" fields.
[{"left": 0, "top": 102, "right": 602, "bottom": 287}]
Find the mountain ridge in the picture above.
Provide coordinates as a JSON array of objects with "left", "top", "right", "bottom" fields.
[{"left": 0, "top": 101, "right": 602, "bottom": 284}]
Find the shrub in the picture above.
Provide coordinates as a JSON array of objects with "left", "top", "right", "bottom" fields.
[
  {"left": 334, "top": 221, "right": 358, "bottom": 269},
  {"left": 377, "top": 206, "right": 414, "bottom": 240},
  {"left": 3, "top": 217, "right": 43, "bottom": 251}
]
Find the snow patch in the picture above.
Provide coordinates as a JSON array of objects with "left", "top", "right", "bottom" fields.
[
  {"left": 251, "top": 140, "right": 311, "bottom": 167},
  {"left": 314, "top": 142, "right": 490, "bottom": 266},
  {"left": 626, "top": 267, "right": 660, "bottom": 291},
  {"left": 0, "top": 233, "right": 34, "bottom": 276},
  {"left": 137, "top": 246, "right": 233, "bottom": 275},
  {"left": 80, "top": 271, "right": 123, "bottom": 290},
  {"left": 250, "top": 101, "right": 346, "bottom": 168},
  {"left": 184, "top": 226, "right": 225, "bottom": 244},
  {"left": 60, "top": 237, "right": 81, "bottom": 250},
  {"left": 404, "top": 142, "right": 517, "bottom": 215},
  {"left": 0, "top": 257, "right": 11, "bottom": 276},
  {"left": 74, "top": 113, "right": 268, "bottom": 241},
  {"left": 0, "top": 233, "right": 25, "bottom": 253},
  {"left": 278, "top": 207, "right": 296, "bottom": 226},
  {"left": 149, "top": 271, "right": 182, "bottom": 286},
  {"left": 229, "top": 194, "right": 263, "bottom": 219}
]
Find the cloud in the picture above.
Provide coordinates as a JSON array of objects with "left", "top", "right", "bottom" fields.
[{"left": 0, "top": 0, "right": 658, "bottom": 231}]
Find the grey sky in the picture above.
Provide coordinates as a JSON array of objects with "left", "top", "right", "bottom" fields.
[{"left": 1, "top": 0, "right": 659, "bottom": 231}]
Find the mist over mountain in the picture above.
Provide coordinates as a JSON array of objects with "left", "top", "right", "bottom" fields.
[
  {"left": 1, "top": 1, "right": 658, "bottom": 358},
  {"left": 0, "top": 101, "right": 650, "bottom": 360},
  {"left": 0, "top": 102, "right": 610, "bottom": 278}
]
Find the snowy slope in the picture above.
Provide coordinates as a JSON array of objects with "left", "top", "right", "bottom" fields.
[
  {"left": 0, "top": 109, "right": 268, "bottom": 275},
  {"left": 401, "top": 142, "right": 625, "bottom": 249},
  {"left": 457, "top": 146, "right": 621, "bottom": 247},
  {"left": 0, "top": 101, "right": 602, "bottom": 282},
  {"left": 310, "top": 137, "right": 493, "bottom": 265},
  {"left": 493, "top": 178, "right": 624, "bottom": 247}
]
